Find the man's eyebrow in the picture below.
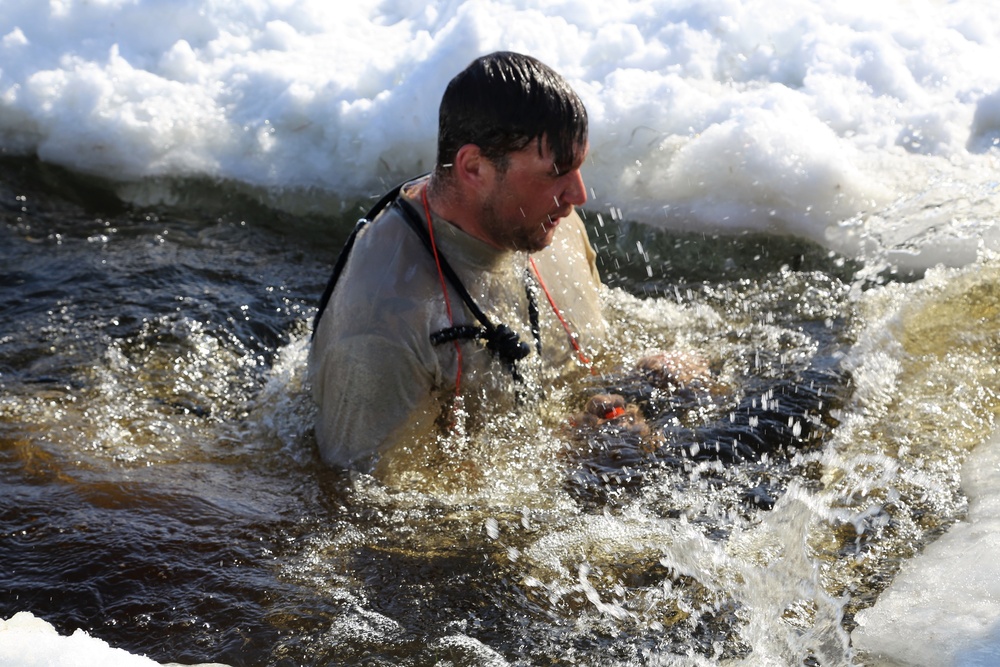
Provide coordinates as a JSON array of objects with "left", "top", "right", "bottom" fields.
[{"left": 554, "top": 152, "right": 585, "bottom": 174}]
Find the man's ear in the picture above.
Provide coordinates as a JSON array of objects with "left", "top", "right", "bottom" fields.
[{"left": 453, "top": 144, "right": 493, "bottom": 189}]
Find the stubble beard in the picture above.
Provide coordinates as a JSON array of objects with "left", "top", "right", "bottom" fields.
[{"left": 480, "top": 193, "right": 554, "bottom": 254}]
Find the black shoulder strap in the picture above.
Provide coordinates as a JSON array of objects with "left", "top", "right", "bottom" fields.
[{"left": 311, "top": 181, "right": 407, "bottom": 336}]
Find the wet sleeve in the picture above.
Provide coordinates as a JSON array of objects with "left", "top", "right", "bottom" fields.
[{"left": 310, "top": 333, "right": 438, "bottom": 471}]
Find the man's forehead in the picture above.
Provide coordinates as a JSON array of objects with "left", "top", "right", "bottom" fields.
[{"left": 538, "top": 136, "right": 589, "bottom": 168}]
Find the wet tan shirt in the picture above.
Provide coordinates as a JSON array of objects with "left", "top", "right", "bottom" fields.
[{"left": 309, "top": 179, "right": 607, "bottom": 471}]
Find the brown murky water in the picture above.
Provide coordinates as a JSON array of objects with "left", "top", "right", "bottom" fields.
[{"left": 3, "top": 156, "right": 997, "bottom": 666}]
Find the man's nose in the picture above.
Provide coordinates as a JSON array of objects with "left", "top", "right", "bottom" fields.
[{"left": 562, "top": 169, "right": 587, "bottom": 207}]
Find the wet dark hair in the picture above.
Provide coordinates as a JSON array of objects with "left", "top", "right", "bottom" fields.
[{"left": 435, "top": 51, "right": 588, "bottom": 177}]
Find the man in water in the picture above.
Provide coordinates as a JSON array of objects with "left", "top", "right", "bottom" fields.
[{"left": 309, "top": 51, "right": 607, "bottom": 474}]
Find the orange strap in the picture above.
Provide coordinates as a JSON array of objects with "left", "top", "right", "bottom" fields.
[{"left": 529, "top": 256, "right": 594, "bottom": 371}]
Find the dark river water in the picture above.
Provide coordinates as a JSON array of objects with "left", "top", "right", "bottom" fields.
[{"left": 2, "top": 155, "right": 996, "bottom": 666}]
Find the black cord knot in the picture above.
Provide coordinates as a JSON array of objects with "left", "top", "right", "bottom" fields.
[
  {"left": 484, "top": 323, "right": 531, "bottom": 364},
  {"left": 431, "top": 323, "right": 531, "bottom": 367}
]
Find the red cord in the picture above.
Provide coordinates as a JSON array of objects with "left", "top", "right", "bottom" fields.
[
  {"left": 421, "top": 185, "right": 464, "bottom": 400},
  {"left": 529, "top": 256, "right": 594, "bottom": 371}
]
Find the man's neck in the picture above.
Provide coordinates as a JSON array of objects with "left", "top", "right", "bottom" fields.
[
  {"left": 425, "top": 174, "right": 504, "bottom": 251},
  {"left": 423, "top": 174, "right": 462, "bottom": 226}
]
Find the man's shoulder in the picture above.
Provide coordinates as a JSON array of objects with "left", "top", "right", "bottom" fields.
[
  {"left": 354, "top": 203, "right": 410, "bottom": 250},
  {"left": 317, "top": 203, "right": 443, "bottom": 343},
  {"left": 343, "top": 205, "right": 435, "bottom": 291}
]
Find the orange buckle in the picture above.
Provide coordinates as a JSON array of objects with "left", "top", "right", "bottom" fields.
[{"left": 603, "top": 406, "right": 626, "bottom": 420}]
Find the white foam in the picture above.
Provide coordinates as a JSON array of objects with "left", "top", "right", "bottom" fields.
[{"left": 1, "top": 0, "right": 999, "bottom": 265}]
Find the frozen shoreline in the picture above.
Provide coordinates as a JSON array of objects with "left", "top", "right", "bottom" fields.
[
  {"left": 2, "top": 0, "right": 999, "bottom": 266},
  {"left": 852, "top": 424, "right": 1000, "bottom": 666},
  {"left": 0, "top": 611, "right": 228, "bottom": 667}
]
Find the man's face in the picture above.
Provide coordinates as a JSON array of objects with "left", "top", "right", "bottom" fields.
[{"left": 477, "top": 138, "right": 588, "bottom": 253}]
